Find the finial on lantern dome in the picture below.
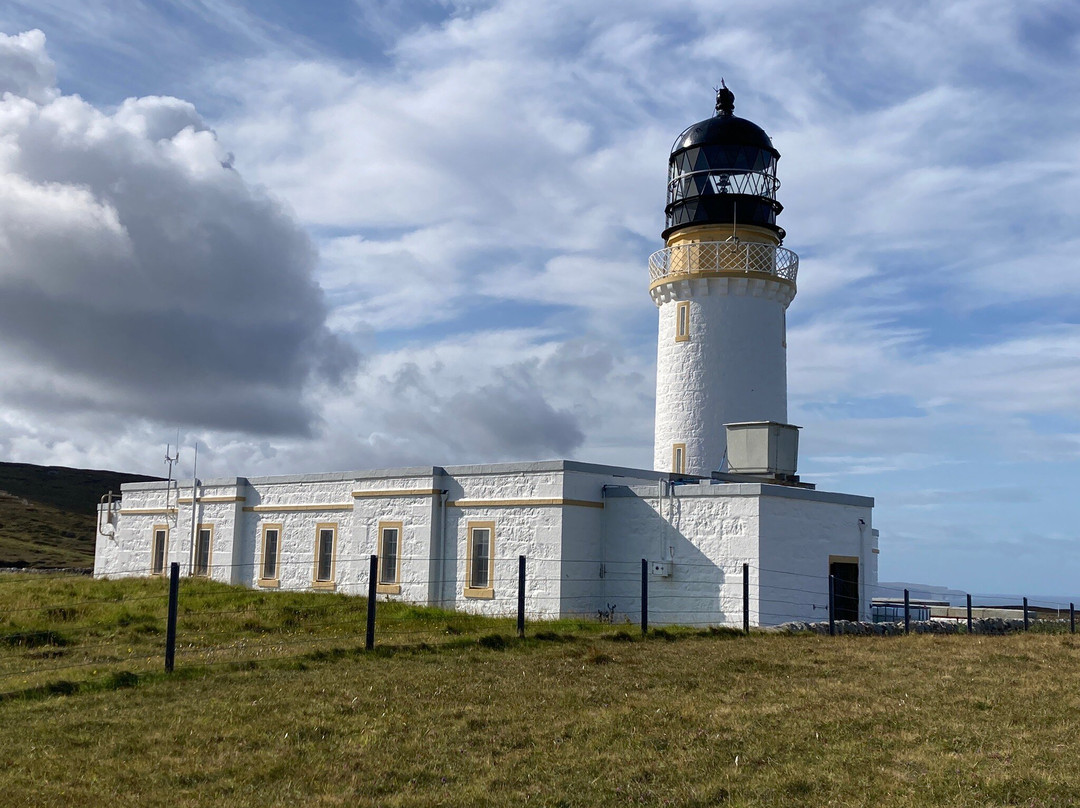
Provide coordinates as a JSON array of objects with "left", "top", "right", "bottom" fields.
[{"left": 715, "top": 79, "right": 735, "bottom": 116}]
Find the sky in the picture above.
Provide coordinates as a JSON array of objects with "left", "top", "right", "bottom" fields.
[{"left": 0, "top": 0, "right": 1078, "bottom": 597}]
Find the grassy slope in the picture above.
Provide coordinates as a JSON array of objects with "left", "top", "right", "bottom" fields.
[
  {"left": 2, "top": 575, "right": 1080, "bottom": 807},
  {"left": 0, "top": 461, "right": 161, "bottom": 567}
]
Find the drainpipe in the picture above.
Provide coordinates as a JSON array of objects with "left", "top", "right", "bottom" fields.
[
  {"left": 188, "top": 443, "right": 199, "bottom": 576},
  {"left": 656, "top": 479, "right": 666, "bottom": 562},
  {"left": 438, "top": 490, "right": 450, "bottom": 606}
]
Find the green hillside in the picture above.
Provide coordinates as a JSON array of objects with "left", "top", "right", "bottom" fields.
[{"left": 0, "top": 461, "right": 161, "bottom": 568}]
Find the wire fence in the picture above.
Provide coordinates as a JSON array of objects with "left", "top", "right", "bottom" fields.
[{"left": 1, "top": 555, "right": 1076, "bottom": 697}]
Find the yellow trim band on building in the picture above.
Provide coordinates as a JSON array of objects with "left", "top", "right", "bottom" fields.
[{"left": 119, "top": 508, "right": 178, "bottom": 515}]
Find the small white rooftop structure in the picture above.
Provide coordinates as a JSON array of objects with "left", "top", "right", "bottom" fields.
[{"left": 725, "top": 421, "right": 800, "bottom": 478}]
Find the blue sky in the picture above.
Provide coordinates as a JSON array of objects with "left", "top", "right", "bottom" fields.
[{"left": 1, "top": 1, "right": 1079, "bottom": 597}]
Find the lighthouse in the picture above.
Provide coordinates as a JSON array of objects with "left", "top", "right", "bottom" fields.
[
  {"left": 651, "top": 85, "right": 799, "bottom": 476},
  {"left": 98, "top": 81, "right": 877, "bottom": 627}
]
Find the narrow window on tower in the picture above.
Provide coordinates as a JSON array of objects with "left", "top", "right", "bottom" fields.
[
  {"left": 151, "top": 525, "right": 168, "bottom": 576},
  {"left": 377, "top": 521, "right": 402, "bottom": 595},
  {"left": 194, "top": 524, "right": 213, "bottom": 577},
  {"left": 465, "top": 521, "right": 495, "bottom": 599},
  {"left": 259, "top": 524, "right": 282, "bottom": 587},
  {"left": 312, "top": 523, "right": 337, "bottom": 590},
  {"left": 676, "top": 301, "right": 690, "bottom": 342},
  {"left": 672, "top": 443, "right": 687, "bottom": 474}
]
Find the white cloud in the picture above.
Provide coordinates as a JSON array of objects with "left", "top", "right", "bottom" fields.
[
  {"left": 0, "top": 29, "right": 55, "bottom": 103},
  {"left": 0, "top": 29, "right": 355, "bottom": 436}
]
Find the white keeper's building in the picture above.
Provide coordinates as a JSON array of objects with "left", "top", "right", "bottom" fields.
[{"left": 95, "top": 87, "right": 879, "bottom": 626}]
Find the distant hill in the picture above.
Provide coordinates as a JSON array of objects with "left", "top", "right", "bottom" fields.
[{"left": 0, "top": 461, "right": 162, "bottom": 569}]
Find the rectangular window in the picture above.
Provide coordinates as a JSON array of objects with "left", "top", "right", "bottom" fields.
[
  {"left": 676, "top": 301, "right": 690, "bottom": 342},
  {"left": 672, "top": 443, "right": 687, "bottom": 474},
  {"left": 377, "top": 521, "right": 402, "bottom": 594},
  {"left": 465, "top": 521, "right": 495, "bottom": 598},
  {"left": 313, "top": 523, "right": 337, "bottom": 589},
  {"left": 151, "top": 525, "right": 168, "bottom": 576},
  {"left": 260, "top": 524, "right": 282, "bottom": 586},
  {"left": 194, "top": 525, "right": 213, "bottom": 577}
]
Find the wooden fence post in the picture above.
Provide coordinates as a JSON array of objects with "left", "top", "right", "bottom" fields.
[
  {"left": 904, "top": 589, "right": 910, "bottom": 635},
  {"left": 640, "top": 559, "right": 648, "bottom": 637},
  {"left": 517, "top": 555, "right": 526, "bottom": 639},
  {"left": 365, "top": 554, "right": 377, "bottom": 650},
  {"left": 165, "top": 562, "right": 179, "bottom": 673}
]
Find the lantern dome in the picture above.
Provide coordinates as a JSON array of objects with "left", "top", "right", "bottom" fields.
[{"left": 664, "top": 84, "right": 785, "bottom": 241}]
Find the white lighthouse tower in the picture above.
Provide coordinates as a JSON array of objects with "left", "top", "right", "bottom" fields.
[{"left": 651, "top": 85, "right": 799, "bottom": 476}]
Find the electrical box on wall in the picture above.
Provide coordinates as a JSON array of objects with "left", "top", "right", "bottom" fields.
[{"left": 651, "top": 560, "right": 672, "bottom": 577}]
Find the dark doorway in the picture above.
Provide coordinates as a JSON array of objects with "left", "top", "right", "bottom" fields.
[{"left": 830, "top": 560, "right": 859, "bottom": 622}]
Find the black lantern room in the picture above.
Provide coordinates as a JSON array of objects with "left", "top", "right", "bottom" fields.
[{"left": 664, "top": 84, "right": 784, "bottom": 242}]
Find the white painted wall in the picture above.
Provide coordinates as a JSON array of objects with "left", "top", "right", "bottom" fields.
[
  {"left": 603, "top": 482, "right": 760, "bottom": 628},
  {"left": 441, "top": 464, "right": 565, "bottom": 618},
  {"left": 757, "top": 488, "right": 875, "bottom": 623},
  {"left": 559, "top": 466, "right": 658, "bottom": 620},
  {"left": 95, "top": 462, "right": 877, "bottom": 628},
  {"left": 653, "top": 276, "right": 793, "bottom": 476}
]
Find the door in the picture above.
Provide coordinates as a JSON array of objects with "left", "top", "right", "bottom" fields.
[{"left": 829, "top": 560, "right": 859, "bottom": 622}]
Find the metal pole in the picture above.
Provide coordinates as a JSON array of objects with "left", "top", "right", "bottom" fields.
[
  {"left": 517, "top": 555, "right": 526, "bottom": 639},
  {"left": 365, "top": 554, "right": 377, "bottom": 650},
  {"left": 742, "top": 562, "right": 750, "bottom": 634},
  {"left": 966, "top": 593, "right": 973, "bottom": 634},
  {"left": 165, "top": 562, "right": 179, "bottom": 673},
  {"left": 1071, "top": 603, "right": 1075, "bottom": 635},
  {"left": 1023, "top": 597, "right": 1029, "bottom": 631},
  {"left": 188, "top": 443, "right": 199, "bottom": 577},
  {"left": 904, "top": 589, "right": 910, "bottom": 635},
  {"left": 828, "top": 575, "right": 836, "bottom": 636},
  {"left": 641, "top": 559, "right": 648, "bottom": 636}
]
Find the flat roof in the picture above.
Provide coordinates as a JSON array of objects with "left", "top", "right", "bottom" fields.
[{"left": 120, "top": 459, "right": 699, "bottom": 492}]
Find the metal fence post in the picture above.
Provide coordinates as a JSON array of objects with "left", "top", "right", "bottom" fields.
[
  {"left": 365, "top": 554, "right": 377, "bottom": 650},
  {"left": 165, "top": 562, "right": 179, "bottom": 673},
  {"left": 1071, "top": 603, "right": 1075, "bottom": 634},
  {"left": 641, "top": 559, "right": 648, "bottom": 636},
  {"left": 1023, "top": 597, "right": 1029, "bottom": 631},
  {"left": 904, "top": 589, "right": 910, "bottom": 635},
  {"left": 742, "top": 563, "right": 750, "bottom": 634},
  {"left": 828, "top": 575, "right": 836, "bottom": 637},
  {"left": 517, "top": 555, "right": 526, "bottom": 639},
  {"left": 966, "top": 593, "right": 973, "bottom": 634}
]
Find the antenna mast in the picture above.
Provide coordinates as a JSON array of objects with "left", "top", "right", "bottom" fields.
[{"left": 164, "top": 430, "right": 180, "bottom": 523}]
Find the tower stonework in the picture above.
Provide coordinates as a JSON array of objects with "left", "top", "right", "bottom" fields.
[{"left": 651, "top": 86, "right": 798, "bottom": 475}]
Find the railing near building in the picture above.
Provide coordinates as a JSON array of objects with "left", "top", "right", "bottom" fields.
[{"left": 648, "top": 240, "right": 799, "bottom": 286}]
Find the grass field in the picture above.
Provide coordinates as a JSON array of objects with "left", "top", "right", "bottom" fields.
[{"left": 2, "top": 574, "right": 1079, "bottom": 807}]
